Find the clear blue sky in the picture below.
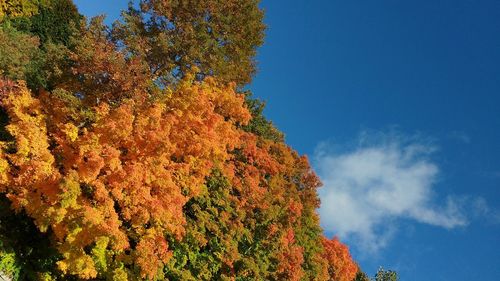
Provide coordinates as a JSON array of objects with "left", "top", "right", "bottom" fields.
[{"left": 75, "top": 1, "right": 500, "bottom": 280}]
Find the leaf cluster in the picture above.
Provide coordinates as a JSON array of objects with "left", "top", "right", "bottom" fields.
[
  {"left": 0, "top": 0, "right": 81, "bottom": 91},
  {"left": 112, "top": 0, "right": 265, "bottom": 86}
]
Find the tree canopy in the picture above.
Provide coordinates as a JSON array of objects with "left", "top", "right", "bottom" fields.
[
  {"left": 0, "top": 0, "right": 398, "bottom": 280},
  {"left": 112, "top": 0, "right": 265, "bottom": 87}
]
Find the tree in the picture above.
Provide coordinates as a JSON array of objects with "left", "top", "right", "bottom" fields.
[
  {"left": 320, "top": 237, "right": 358, "bottom": 281},
  {"left": 59, "top": 16, "right": 151, "bottom": 107},
  {"left": 0, "top": 74, "right": 333, "bottom": 280},
  {"left": 0, "top": 0, "right": 39, "bottom": 19},
  {"left": 353, "top": 270, "right": 370, "bottom": 281},
  {"left": 0, "top": 195, "right": 60, "bottom": 281},
  {"left": 27, "top": 0, "right": 82, "bottom": 46},
  {"left": 242, "top": 92, "right": 284, "bottom": 143},
  {"left": 0, "top": 77, "right": 251, "bottom": 279},
  {"left": 0, "top": 24, "right": 40, "bottom": 82},
  {"left": 112, "top": 0, "right": 265, "bottom": 86},
  {"left": 375, "top": 267, "right": 399, "bottom": 281},
  {"left": 0, "top": 0, "right": 82, "bottom": 91},
  {"left": 1, "top": 0, "right": 82, "bottom": 46},
  {"left": 0, "top": 1, "right": 369, "bottom": 280}
]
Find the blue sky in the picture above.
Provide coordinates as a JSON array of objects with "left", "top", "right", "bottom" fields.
[{"left": 74, "top": 1, "right": 500, "bottom": 280}]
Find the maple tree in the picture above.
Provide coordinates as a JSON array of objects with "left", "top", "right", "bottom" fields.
[
  {"left": 0, "top": 77, "right": 252, "bottom": 279},
  {"left": 0, "top": 1, "right": 374, "bottom": 280},
  {"left": 0, "top": 79, "right": 362, "bottom": 280},
  {"left": 321, "top": 237, "right": 358, "bottom": 281}
]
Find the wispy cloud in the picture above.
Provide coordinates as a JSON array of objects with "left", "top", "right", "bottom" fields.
[
  {"left": 315, "top": 132, "right": 468, "bottom": 252},
  {"left": 449, "top": 131, "right": 471, "bottom": 144}
]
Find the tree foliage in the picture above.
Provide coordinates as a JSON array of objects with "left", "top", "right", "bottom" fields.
[
  {"left": 0, "top": 24, "right": 40, "bottom": 81},
  {"left": 0, "top": 0, "right": 39, "bottom": 19},
  {"left": 353, "top": 270, "right": 370, "bottom": 281},
  {"left": 374, "top": 267, "right": 399, "bottom": 281},
  {"left": 0, "top": 1, "right": 376, "bottom": 280},
  {"left": 112, "top": 0, "right": 265, "bottom": 86},
  {"left": 0, "top": 0, "right": 82, "bottom": 91},
  {"left": 321, "top": 237, "right": 358, "bottom": 281},
  {"left": 0, "top": 77, "right": 340, "bottom": 280},
  {"left": 242, "top": 93, "right": 284, "bottom": 143},
  {"left": 0, "top": 77, "right": 252, "bottom": 279},
  {"left": 27, "top": 0, "right": 82, "bottom": 46},
  {"left": 0, "top": 195, "right": 60, "bottom": 281}
]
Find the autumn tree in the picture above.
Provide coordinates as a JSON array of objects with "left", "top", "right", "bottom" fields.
[
  {"left": 0, "top": 78, "right": 332, "bottom": 280},
  {"left": 112, "top": 0, "right": 265, "bottom": 86},
  {"left": 242, "top": 92, "right": 284, "bottom": 143},
  {"left": 0, "top": 1, "right": 368, "bottom": 280},
  {"left": 321, "top": 237, "right": 358, "bottom": 281},
  {"left": 0, "top": 0, "right": 39, "bottom": 19},
  {"left": 0, "top": 24, "right": 40, "bottom": 82}
]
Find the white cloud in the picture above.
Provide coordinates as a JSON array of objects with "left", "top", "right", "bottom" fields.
[{"left": 315, "top": 133, "right": 468, "bottom": 252}]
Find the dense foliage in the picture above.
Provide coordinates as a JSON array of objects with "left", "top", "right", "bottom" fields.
[
  {"left": 112, "top": 0, "right": 265, "bottom": 86},
  {"left": 320, "top": 237, "right": 358, "bottom": 281},
  {"left": 0, "top": 0, "right": 39, "bottom": 18},
  {"left": 0, "top": 0, "right": 81, "bottom": 90},
  {"left": 0, "top": 0, "right": 398, "bottom": 280}
]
